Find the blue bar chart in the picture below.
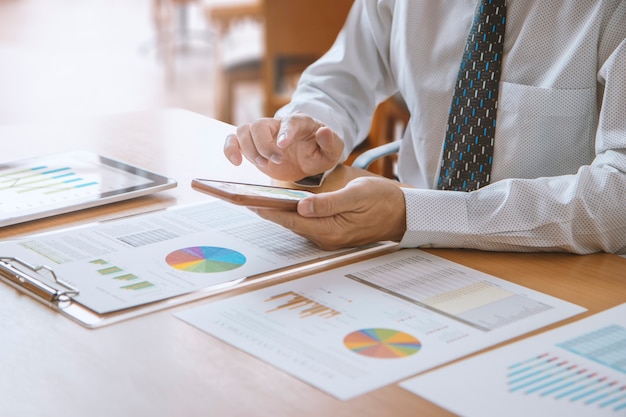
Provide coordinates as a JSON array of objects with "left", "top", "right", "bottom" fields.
[
  {"left": 507, "top": 325, "right": 626, "bottom": 412},
  {"left": 401, "top": 304, "right": 626, "bottom": 417},
  {"left": 0, "top": 165, "right": 98, "bottom": 195},
  {"left": 0, "top": 150, "right": 172, "bottom": 227}
]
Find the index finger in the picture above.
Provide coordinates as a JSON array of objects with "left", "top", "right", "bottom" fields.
[
  {"left": 238, "top": 118, "right": 281, "bottom": 166},
  {"left": 223, "top": 133, "right": 243, "bottom": 166},
  {"left": 275, "top": 113, "right": 320, "bottom": 149}
]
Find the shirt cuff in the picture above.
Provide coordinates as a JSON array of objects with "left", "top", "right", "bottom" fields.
[
  {"left": 399, "top": 188, "right": 471, "bottom": 248},
  {"left": 292, "top": 166, "right": 337, "bottom": 188}
]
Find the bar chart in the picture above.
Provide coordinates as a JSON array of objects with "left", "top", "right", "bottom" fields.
[
  {"left": 401, "top": 304, "right": 626, "bottom": 417},
  {"left": 265, "top": 291, "right": 341, "bottom": 319},
  {"left": 0, "top": 150, "right": 171, "bottom": 227},
  {"left": 0, "top": 165, "right": 98, "bottom": 194},
  {"left": 507, "top": 325, "right": 626, "bottom": 412}
]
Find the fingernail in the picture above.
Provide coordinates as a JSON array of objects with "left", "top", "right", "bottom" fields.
[
  {"left": 299, "top": 199, "right": 314, "bottom": 215},
  {"left": 227, "top": 154, "right": 239, "bottom": 165},
  {"left": 277, "top": 133, "right": 287, "bottom": 147},
  {"left": 255, "top": 156, "right": 267, "bottom": 167},
  {"left": 269, "top": 153, "right": 282, "bottom": 164}
]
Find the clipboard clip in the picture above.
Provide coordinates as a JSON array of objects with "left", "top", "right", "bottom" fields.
[{"left": 0, "top": 257, "right": 79, "bottom": 303}]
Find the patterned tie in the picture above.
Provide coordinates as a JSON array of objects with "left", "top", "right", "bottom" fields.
[{"left": 438, "top": 0, "right": 507, "bottom": 191}]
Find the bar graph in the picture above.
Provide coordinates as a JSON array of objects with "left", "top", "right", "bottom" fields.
[
  {"left": 0, "top": 165, "right": 98, "bottom": 194},
  {"left": 121, "top": 281, "right": 155, "bottom": 291},
  {"left": 0, "top": 150, "right": 172, "bottom": 228},
  {"left": 507, "top": 325, "right": 626, "bottom": 412},
  {"left": 114, "top": 273, "right": 139, "bottom": 281},
  {"left": 97, "top": 266, "right": 124, "bottom": 275},
  {"left": 400, "top": 304, "right": 625, "bottom": 417},
  {"left": 88, "top": 259, "right": 151, "bottom": 290},
  {"left": 265, "top": 291, "right": 341, "bottom": 319}
]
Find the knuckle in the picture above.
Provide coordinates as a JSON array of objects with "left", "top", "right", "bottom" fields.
[
  {"left": 235, "top": 123, "right": 251, "bottom": 138},
  {"left": 318, "top": 239, "right": 340, "bottom": 251},
  {"left": 280, "top": 215, "right": 297, "bottom": 231},
  {"left": 308, "top": 199, "right": 329, "bottom": 217}
]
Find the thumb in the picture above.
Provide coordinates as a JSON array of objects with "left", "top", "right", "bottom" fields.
[{"left": 297, "top": 188, "right": 355, "bottom": 218}]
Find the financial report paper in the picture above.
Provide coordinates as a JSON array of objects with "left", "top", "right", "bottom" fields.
[
  {"left": 402, "top": 303, "right": 626, "bottom": 417},
  {"left": 177, "top": 249, "right": 585, "bottom": 400},
  {"left": 0, "top": 200, "right": 373, "bottom": 314}
]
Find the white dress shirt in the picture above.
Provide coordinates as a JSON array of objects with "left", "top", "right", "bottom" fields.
[{"left": 276, "top": 0, "right": 626, "bottom": 254}]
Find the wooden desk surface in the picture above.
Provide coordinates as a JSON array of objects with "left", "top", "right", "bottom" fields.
[{"left": 1, "top": 109, "right": 624, "bottom": 417}]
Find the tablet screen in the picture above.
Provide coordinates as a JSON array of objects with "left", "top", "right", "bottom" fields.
[{"left": 0, "top": 150, "right": 176, "bottom": 227}]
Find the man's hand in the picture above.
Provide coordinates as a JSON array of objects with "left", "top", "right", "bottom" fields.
[
  {"left": 252, "top": 177, "right": 407, "bottom": 250},
  {"left": 224, "top": 113, "right": 344, "bottom": 182}
]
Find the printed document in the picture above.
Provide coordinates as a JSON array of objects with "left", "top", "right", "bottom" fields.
[
  {"left": 401, "top": 303, "right": 626, "bottom": 417},
  {"left": 177, "top": 249, "right": 585, "bottom": 400},
  {"left": 0, "top": 201, "right": 370, "bottom": 313}
]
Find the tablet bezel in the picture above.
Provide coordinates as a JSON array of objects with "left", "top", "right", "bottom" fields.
[{"left": 0, "top": 150, "right": 177, "bottom": 227}]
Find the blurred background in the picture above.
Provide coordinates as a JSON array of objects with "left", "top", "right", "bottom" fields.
[
  {"left": 0, "top": 0, "right": 404, "bottom": 176},
  {"left": 0, "top": 0, "right": 262, "bottom": 126}
]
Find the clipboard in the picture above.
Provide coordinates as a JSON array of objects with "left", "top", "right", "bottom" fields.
[{"left": 0, "top": 201, "right": 396, "bottom": 328}]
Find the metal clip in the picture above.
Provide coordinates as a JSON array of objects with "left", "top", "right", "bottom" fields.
[{"left": 0, "top": 257, "right": 79, "bottom": 303}]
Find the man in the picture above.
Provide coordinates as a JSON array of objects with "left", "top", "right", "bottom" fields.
[{"left": 224, "top": 1, "right": 626, "bottom": 254}]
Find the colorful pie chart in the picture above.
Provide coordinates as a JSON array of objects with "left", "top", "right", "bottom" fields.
[
  {"left": 165, "top": 246, "right": 246, "bottom": 273},
  {"left": 343, "top": 328, "right": 422, "bottom": 359}
]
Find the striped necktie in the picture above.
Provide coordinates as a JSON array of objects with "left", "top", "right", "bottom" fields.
[{"left": 438, "top": 0, "right": 507, "bottom": 191}]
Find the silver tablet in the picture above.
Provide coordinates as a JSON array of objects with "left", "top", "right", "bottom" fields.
[{"left": 0, "top": 150, "right": 176, "bottom": 227}]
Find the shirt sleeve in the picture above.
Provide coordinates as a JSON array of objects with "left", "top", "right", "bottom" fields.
[
  {"left": 401, "top": 33, "right": 626, "bottom": 255},
  {"left": 275, "top": 0, "right": 399, "bottom": 162}
]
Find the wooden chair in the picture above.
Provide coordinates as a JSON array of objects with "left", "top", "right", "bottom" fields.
[
  {"left": 357, "top": 94, "right": 410, "bottom": 178},
  {"left": 206, "top": 0, "right": 352, "bottom": 123},
  {"left": 260, "top": 0, "right": 353, "bottom": 116},
  {"left": 206, "top": 2, "right": 264, "bottom": 124},
  {"left": 150, "top": 0, "right": 212, "bottom": 83},
  {"left": 207, "top": 0, "right": 409, "bottom": 178}
]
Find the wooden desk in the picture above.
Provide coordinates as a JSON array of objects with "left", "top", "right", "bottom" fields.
[{"left": 1, "top": 109, "right": 624, "bottom": 417}]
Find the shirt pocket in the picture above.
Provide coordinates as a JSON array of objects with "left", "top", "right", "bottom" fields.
[{"left": 493, "top": 82, "right": 597, "bottom": 180}]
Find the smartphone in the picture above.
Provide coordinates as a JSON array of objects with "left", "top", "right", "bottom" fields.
[{"left": 191, "top": 179, "right": 315, "bottom": 210}]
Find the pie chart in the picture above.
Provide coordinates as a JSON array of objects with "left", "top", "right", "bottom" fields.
[
  {"left": 343, "top": 328, "right": 421, "bottom": 359},
  {"left": 165, "top": 246, "right": 246, "bottom": 273}
]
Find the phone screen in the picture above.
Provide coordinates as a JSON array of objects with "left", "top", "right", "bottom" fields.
[
  {"left": 191, "top": 179, "right": 315, "bottom": 210},
  {"left": 213, "top": 182, "right": 313, "bottom": 200}
]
